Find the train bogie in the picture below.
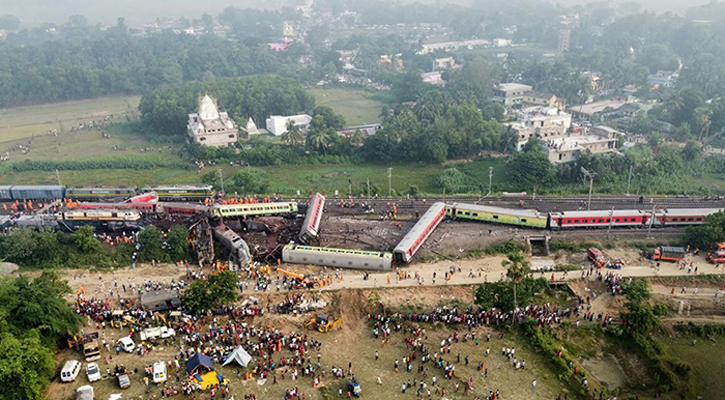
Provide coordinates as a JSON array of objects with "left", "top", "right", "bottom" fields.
[
  {"left": 10, "top": 185, "right": 65, "bottom": 200},
  {"left": 299, "top": 193, "right": 325, "bottom": 244},
  {"left": 393, "top": 202, "right": 446, "bottom": 264},
  {"left": 66, "top": 186, "right": 136, "bottom": 199},
  {"left": 212, "top": 202, "right": 299, "bottom": 218},
  {"left": 283, "top": 244, "right": 392, "bottom": 271},
  {"left": 447, "top": 203, "right": 548, "bottom": 228}
]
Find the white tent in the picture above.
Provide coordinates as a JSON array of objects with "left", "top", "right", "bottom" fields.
[{"left": 222, "top": 346, "right": 252, "bottom": 368}]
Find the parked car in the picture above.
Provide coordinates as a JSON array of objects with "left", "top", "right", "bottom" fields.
[
  {"left": 118, "top": 373, "right": 131, "bottom": 389},
  {"left": 86, "top": 362, "right": 101, "bottom": 382},
  {"left": 118, "top": 337, "right": 135, "bottom": 353},
  {"left": 61, "top": 360, "right": 82, "bottom": 382}
]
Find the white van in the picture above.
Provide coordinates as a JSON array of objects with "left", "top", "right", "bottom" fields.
[
  {"left": 61, "top": 360, "right": 82, "bottom": 382},
  {"left": 118, "top": 337, "right": 135, "bottom": 353},
  {"left": 152, "top": 361, "right": 167, "bottom": 384}
]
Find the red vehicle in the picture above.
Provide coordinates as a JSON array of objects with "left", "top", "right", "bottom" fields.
[{"left": 587, "top": 247, "right": 605, "bottom": 267}]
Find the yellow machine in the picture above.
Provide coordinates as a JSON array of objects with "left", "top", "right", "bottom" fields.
[
  {"left": 305, "top": 314, "right": 343, "bottom": 333},
  {"left": 277, "top": 268, "right": 322, "bottom": 289}
]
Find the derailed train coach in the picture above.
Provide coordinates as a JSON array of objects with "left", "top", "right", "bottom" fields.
[
  {"left": 283, "top": 244, "right": 393, "bottom": 271},
  {"left": 393, "top": 202, "right": 447, "bottom": 264}
]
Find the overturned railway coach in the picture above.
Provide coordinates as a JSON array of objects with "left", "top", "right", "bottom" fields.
[
  {"left": 299, "top": 193, "right": 325, "bottom": 244},
  {"left": 283, "top": 244, "right": 393, "bottom": 271},
  {"left": 393, "top": 202, "right": 446, "bottom": 264}
]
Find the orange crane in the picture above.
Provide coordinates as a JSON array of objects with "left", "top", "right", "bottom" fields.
[{"left": 277, "top": 268, "right": 322, "bottom": 289}]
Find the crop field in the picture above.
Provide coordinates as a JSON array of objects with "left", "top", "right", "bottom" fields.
[
  {"left": 310, "top": 87, "right": 386, "bottom": 126},
  {"left": 0, "top": 96, "right": 141, "bottom": 144}
]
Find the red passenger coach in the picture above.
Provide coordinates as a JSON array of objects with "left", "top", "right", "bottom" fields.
[
  {"left": 653, "top": 208, "right": 722, "bottom": 226},
  {"left": 393, "top": 202, "right": 447, "bottom": 264},
  {"left": 549, "top": 210, "right": 649, "bottom": 229},
  {"left": 299, "top": 193, "right": 325, "bottom": 244}
]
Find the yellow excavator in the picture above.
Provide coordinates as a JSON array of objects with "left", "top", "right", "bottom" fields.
[
  {"left": 277, "top": 268, "right": 322, "bottom": 289},
  {"left": 305, "top": 314, "right": 343, "bottom": 333}
]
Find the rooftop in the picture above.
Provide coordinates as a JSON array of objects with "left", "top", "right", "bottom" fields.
[
  {"left": 568, "top": 98, "right": 629, "bottom": 116},
  {"left": 498, "top": 83, "right": 533, "bottom": 92}
]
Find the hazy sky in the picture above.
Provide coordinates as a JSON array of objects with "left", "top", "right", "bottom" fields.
[{"left": 0, "top": 0, "right": 713, "bottom": 28}]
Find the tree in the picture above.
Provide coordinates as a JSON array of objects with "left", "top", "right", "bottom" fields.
[
  {"left": 281, "top": 120, "right": 305, "bottom": 147},
  {"left": 507, "top": 142, "right": 554, "bottom": 190},
  {"left": 623, "top": 279, "right": 652, "bottom": 304},
  {"left": 391, "top": 70, "right": 425, "bottom": 103},
  {"left": 502, "top": 251, "right": 530, "bottom": 310},
  {"left": 137, "top": 226, "right": 165, "bottom": 262},
  {"left": 229, "top": 167, "right": 270, "bottom": 194},
  {"left": 167, "top": 225, "right": 191, "bottom": 262},
  {"left": 182, "top": 271, "right": 239, "bottom": 314},
  {"left": 0, "top": 332, "right": 55, "bottom": 400},
  {"left": 307, "top": 127, "right": 335, "bottom": 155},
  {"left": 72, "top": 225, "right": 99, "bottom": 254}
]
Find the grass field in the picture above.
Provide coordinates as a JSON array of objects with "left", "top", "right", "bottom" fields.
[
  {"left": 310, "top": 87, "right": 386, "bottom": 126},
  {"left": 0, "top": 96, "right": 141, "bottom": 144},
  {"left": 662, "top": 335, "right": 725, "bottom": 400},
  {"left": 0, "top": 163, "right": 451, "bottom": 196}
]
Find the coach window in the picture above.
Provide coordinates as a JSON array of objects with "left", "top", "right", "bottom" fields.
[
  {"left": 688, "top": 218, "right": 694, "bottom": 221},
  {"left": 493, "top": 215, "right": 499, "bottom": 219},
  {"left": 574, "top": 220, "right": 579, "bottom": 223}
]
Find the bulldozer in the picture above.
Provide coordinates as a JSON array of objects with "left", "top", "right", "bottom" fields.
[{"left": 305, "top": 313, "right": 343, "bottom": 333}]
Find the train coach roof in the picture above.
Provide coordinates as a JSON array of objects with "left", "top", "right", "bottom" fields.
[
  {"left": 551, "top": 210, "right": 647, "bottom": 218},
  {"left": 661, "top": 208, "right": 723, "bottom": 216},
  {"left": 11, "top": 185, "right": 64, "bottom": 191},
  {"left": 449, "top": 203, "right": 545, "bottom": 219},
  {"left": 141, "top": 185, "right": 212, "bottom": 189},
  {"left": 395, "top": 202, "right": 446, "bottom": 250},
  {"left": 285, "top": 244, "right": 392, "bottom": 258}
]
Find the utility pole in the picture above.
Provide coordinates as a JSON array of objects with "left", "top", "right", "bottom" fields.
[
  {"left": 606, "top": 207, "right": 614, "bottom": 240},
  {"left": 367, "top": 179, "right": 371, "bottom": 197},
  {"left": 581, "top": 167, "right": 597, "bottom": 211},
  {"left": 55, "top": 169, "right": 61, "bottom": 186},
  {"left": 388, "top": 167, "right": 392, "bottom": 197},
  {"left": 487, "top": 166, "right": 493, "bottom": 197},
  {"left": 218, "top": 169, "right": 225, "bottom": 195},
  {"left": 647, "top": 204, "right": 656, "bottom": 239},
  {"left": 348, "top": 179, "right": 352, "bottom": 197},
  {"left": 626, "top": 165, "right": 633, "bottom": 196},
  {"left": 443, "top": 187, "right": 446, "bottom": 203}
]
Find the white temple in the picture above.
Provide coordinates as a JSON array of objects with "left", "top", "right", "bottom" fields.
[{"left": 187, "top": 95, "right": 238, "bottom": 147}]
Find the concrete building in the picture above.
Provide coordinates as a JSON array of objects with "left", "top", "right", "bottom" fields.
[
  {"left": 507, "top": 106, "right": 572, "bottom": 151},
  {"left": 265, "top": 114, "right": 313, "bottom": 136},
  {"left": 493, "top": 83, "right": 534, "bottom": 106},
  {"left": 244, "top": 118, "right": 260, "bottom": 136},
  {"left": 540, "top": 125, "right": 618, "bottom": 163},
  {"left": 567, "top": 98, "right": 631, "bottom": 120},
  {"left": 433, "top": 57, "right": 455, "bottom": 70},
  {"left": 187, "top": 95, "right": 238, "bottom": 147},
  {"left": 418, "top": 39, "right": 489, "bottom": 54},
  {"left": 492, "top": 38, "right": 512, "bottom": 47},
  {"left": 648, "top": 70, "right": 678, "bottom": 88},
  {"left": 521, "top": 92, "right": 565, "bottom": 110},
  {"left": 422, "top": 71, "right": 445, "bottom": 85}
]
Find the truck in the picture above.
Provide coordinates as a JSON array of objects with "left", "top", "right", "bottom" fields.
[
  {"left": 587, "top": 247, "right": 605, "bottom": 268},
  {"left": 707, "top": 243, "right": 725, "bottom": 264},
  {"left": 140, "top": 326, "right": 176, "bottom": 341},
  {"left": 651, "top": 246, "right": 685, "bottom": 262},
  {"left": 82, "top": 332, "right": 101, "bottom": 362}
]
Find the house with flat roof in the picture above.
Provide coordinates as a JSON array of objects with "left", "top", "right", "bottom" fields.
[
  {"left": 265, "top": 114, "right": 313, "bottom": 136},
  {"left": 493, "top": 83, "right": 534, "bottom": 106},
  {"left": 540, "top": 125, "right": 619, "bottom": 163},
  {"left": 506, "top": 106, "right": 572, "bottom": 150}
]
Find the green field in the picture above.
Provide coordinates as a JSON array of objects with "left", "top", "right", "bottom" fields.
[
  {"left": 0, "top": 96, "right": 141, "bottom": 144},
  {"left": 310, "top": 87, "right": 386, "bottom": 126},
  {"left": 662, "top": 336, "right": 725, "bottom": 399},
  {"left": 0, "top": 163, "right": 452, "bottom": 196}
]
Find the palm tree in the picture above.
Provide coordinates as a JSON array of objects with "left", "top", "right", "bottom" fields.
[
  {"left": 282, "top": 120, "right": 305, "bottom": 147},
  {"left": 502, "top": 250, "right": 530, "bottom": 310},
  {"left": 351, "top": 129, "right": 366, "bottom": 147},
  {"left": 307, "top": 128, "right": 334, "bottom": 155}
]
